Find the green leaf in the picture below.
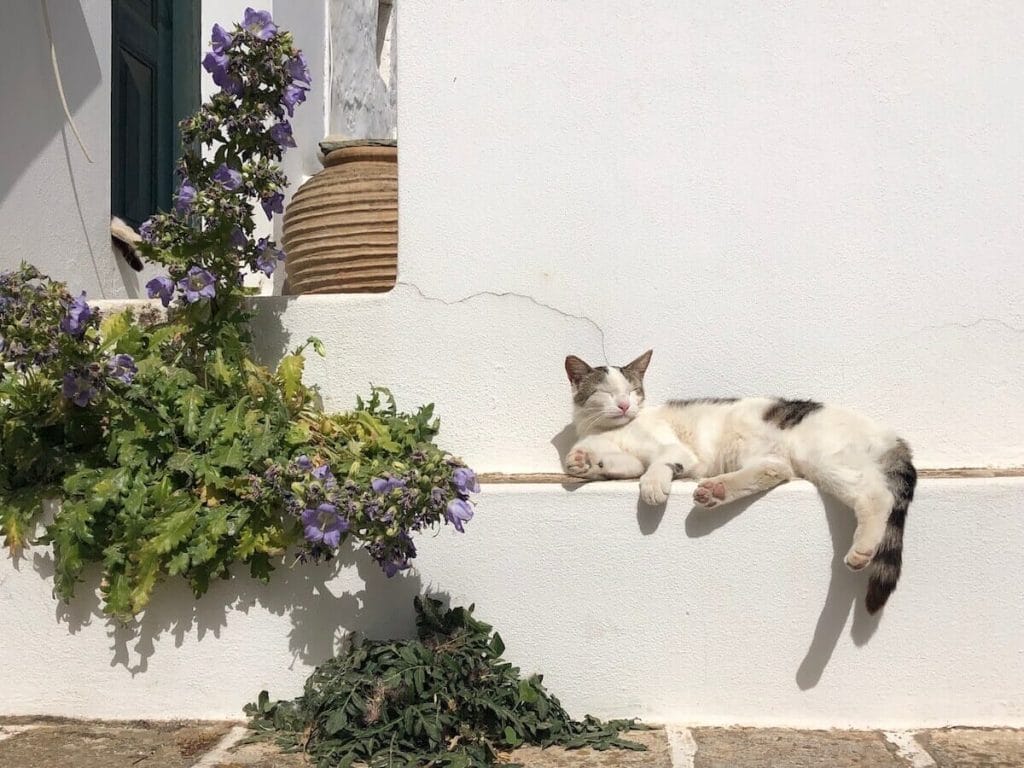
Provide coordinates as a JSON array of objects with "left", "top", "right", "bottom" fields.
[
  {"left": 276, "top": 353, "right": 306, "bottom": 411},
  {"left": 325, "top": 708, "right": 348, "bottom": 735},
  {"left": 178, "top": 387, "right": 205, "bottom": 440},
  {"left": 149, "top": 504, "right": 198, "bottom": 554},
  {"left": 518, "top": 679, "right": 539, "bottom": 704},
  {"left": 490, "top": 632, "right": 505, "bottom": 657}
]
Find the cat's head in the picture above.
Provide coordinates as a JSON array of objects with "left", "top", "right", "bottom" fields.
[{"left": 564, "top": 350, "right": 652, "bottom": 431}]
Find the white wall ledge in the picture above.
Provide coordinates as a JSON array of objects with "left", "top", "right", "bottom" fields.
[{"left": 2, "top": 477, "right": 1022, "bottom": 727}]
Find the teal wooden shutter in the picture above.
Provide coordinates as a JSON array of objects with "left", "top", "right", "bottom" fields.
[{"left": 111, "top": 0, "right": 199, "bottom": 229}]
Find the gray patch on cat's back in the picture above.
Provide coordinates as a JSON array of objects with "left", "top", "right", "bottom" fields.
[
  {"left": 667, "top": 397, "right": 739, "bottom": 408},
  {"left": 573, "top": 366, "right": 609, "bottom": 405},
  {"left": 763, "top": 398, "right": 823, "bottom": 429}
]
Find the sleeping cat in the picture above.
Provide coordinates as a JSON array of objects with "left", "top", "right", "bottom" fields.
[{"left": 563, "top": 349, "right": 916, "bottom": 614}]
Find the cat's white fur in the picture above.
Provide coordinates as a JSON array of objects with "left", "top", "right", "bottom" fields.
[{"left": 564, "top": 350, "right": 916, "bottom": 613}]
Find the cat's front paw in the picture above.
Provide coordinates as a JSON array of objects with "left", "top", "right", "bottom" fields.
[
  {"left": 565, "top": 448, "right": 596, "bottom": 477},
  {"left": 639, "top": 465, "right": 672, "bottom": 505}
]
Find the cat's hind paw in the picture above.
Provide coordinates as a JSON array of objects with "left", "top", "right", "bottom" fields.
[
  {"left": 844, "top": 547, "right": 875, "bottom": 571},
  {"left": 693, "top": 479, "right": 728, "bottom": 508},
  {"left": 565, "top": 448, "right": 595, "bottom": 477}
]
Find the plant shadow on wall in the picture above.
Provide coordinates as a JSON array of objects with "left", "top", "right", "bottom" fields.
[
  {"left": 0, "top": 11, "right": 479, "bottom": 669},
  {"left": 31, "top": 545, "right": 435, "bottom": 674},
  {"left": 685, "top": 490, "right": 881, "bottom": 688}
]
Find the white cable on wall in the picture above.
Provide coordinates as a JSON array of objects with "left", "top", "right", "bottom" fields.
[{"left": 40, "top": 0, "right": 94, "bottom": 164}]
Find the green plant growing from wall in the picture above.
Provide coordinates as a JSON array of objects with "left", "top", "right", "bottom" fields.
[{"left": 0, "top": 9, "right": 479, "bottom": 620}]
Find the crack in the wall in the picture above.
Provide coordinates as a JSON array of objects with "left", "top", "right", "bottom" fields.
[
  {"left": 396, "top": 281, "right": 609, "bottom": 362},
  {"left": 927, "top": 318, "right": 1024, "bottom": 335}
]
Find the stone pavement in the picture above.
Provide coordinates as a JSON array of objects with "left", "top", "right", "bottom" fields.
[{"left": 0, "top": 719, "right": 1022, "bottom": 767}]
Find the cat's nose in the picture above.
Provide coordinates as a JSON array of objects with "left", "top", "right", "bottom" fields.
[{"left": 616, "top": 400, "right": 630, "bottom": 413}]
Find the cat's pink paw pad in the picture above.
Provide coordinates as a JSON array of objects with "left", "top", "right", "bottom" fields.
[
  {"left": 565, "top": 448, "right": 593, "bottom": 477},
  {"left": 693, "top": 480, "right": 727, "bottom": 508}
]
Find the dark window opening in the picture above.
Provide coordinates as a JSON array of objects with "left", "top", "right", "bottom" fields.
[{"left": 111, "top": 0, "right": 199, "bottom": 229}]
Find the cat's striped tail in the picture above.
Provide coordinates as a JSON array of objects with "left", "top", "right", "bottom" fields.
[{"left": 866, "top": 439, "right": 917, "bottom": 614}]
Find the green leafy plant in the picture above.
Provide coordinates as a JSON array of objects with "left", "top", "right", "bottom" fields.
[
  {"left": 246, "top": 597, "right": 648, "bottom": 767},
  {"left": 0, "top": 10, "right": 479, "bottom": 620}
]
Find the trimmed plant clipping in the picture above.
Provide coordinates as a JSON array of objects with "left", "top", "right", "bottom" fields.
[
  {"left": 246, "top": 596, "right": 648, "bottom": 767},
  {"left": 0, "top": 9, "right": 479, "bottom": 620}
]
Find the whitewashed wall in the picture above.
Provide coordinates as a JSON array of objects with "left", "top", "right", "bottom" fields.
[
  {"left": 2, "top": 0, "right": 1024, "bottom": 729},
  {"left": 0, "top": 0, "right": 123, "bottom": 297},
  {"left": 397, "top": 1, "right": 1024, "bottom": 470},
  {"left": 3, "top": 478, "right": 1022, "bottom": 726}
]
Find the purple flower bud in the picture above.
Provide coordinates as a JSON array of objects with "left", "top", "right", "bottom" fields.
[
  {"left": 261, "top": 191, "right": 285, "bottom": 220},
  {"left": 446, "top": 498, "right": 474, "bottom": 533},
  {"left": 452, "top": 467, "right": 480, "bottom": 497},
  {"left": 177, "top": 266, "right": 216, "bottom": 303},
  {"left": 255, "top": 238, "right": 285, "bottom": 276},
  {"left": 311, "top": 464, "right": 334, "bottom": 483},
  {"left": 230, "top": 227, "right": 248, "bottom": 249},
  {"left": 293, "top": 455, "right": 313, "bottom": 471},
  {"left": 282, "top": 84, "right": 308, "bottom": 117},
  {"left": 301, "top": 502, "right": 348, "bottom": 548},
  {"left": 212, "top": 164, "right": 243, "bottom": 190},
  {"left": 139, "top": 218, "right": 156, "bottom": 244},
  {"left": 242, "top": 7, "right": 277, "bottom": 40},
  {"left": 211, "top": 23, "right": 233, "bottom": 53},
  {"left": 145, "top": 275, "right": 175, "bottom": 307},
  {"left": 62, "top": 370, "right": 100, "bottom": 407},
  {"left": 286, "top": 52, "right": 311, "bottom": 84},
  {"left": 174, "top": 180, "right": 196, "bottom": 214},
  {"left": 106, "top": 353, "right": 137, "bottom": 385},
  {"left": 371, "top": 476, "right": 408, "bottom": 494},
  {"left": 269, "top": 121, "right": 296, "bottom": 148},
  {"left": 59, "top": 292, "right": 92, "bottom": 336}
]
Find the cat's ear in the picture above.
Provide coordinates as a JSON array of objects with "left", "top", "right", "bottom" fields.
[
  {"left": 622, "top": 349, "right": 653, "bottom": 379},
  {"left": 565, "top": 355, "right": 593, "bottom": 387}
]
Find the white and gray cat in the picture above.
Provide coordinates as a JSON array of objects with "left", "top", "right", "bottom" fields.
[{"left": 563, "top": 350, "right": 916, "bottom": 614}]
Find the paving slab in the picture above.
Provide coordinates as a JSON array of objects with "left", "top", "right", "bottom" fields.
[
  {"left": 216, "top": 737, "right": 311, "bottom": 767},
  {"left": 216, "top": 729, "right": 669, "bottom": 767},
  {"left": 0, "top": 720, "right": 231, "bottom": 768},
  {"left": 691, "top": 727, "right": 904, "bottom": 768},
  {"left": 503, "top": 729, "right": 671, "bottom": 767},
  {"left": 917, "top": 728, "right": 1024, "bottom": 768}
]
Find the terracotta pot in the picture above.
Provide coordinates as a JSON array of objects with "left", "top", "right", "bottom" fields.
[{"left": 282, "top": 139, "right": 397, "bottom": 294}]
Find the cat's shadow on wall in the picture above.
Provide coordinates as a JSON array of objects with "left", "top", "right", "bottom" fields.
[{"left": 683, "top": 489, "right": 882, "bottom": 689}]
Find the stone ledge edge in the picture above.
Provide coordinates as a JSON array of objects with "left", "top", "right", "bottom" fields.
[{"left": 480, "top": 468, "right": 1024, "bottom": 484}]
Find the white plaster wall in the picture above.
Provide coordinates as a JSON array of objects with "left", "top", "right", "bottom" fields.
[
  {"left": 244, "top": 292, "right": 1022, "bottom": 475},
  {"left": 2, "top": 478, "right": 1022, "bottom": 727},
  {"left": 397, "top": 1, "right": 1024, "bottom": 469},
  {"left": 0, "top": 0, "right": 129, "bottom": 297}
]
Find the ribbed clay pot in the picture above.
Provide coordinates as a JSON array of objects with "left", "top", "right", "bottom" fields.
[{"left": 282, "top": 139, "right": 397, "bottom": 294}]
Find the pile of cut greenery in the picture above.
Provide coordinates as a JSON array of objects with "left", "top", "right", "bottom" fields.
[{"left": 246, "top": 596, "right": 647, "bottom": 767}]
